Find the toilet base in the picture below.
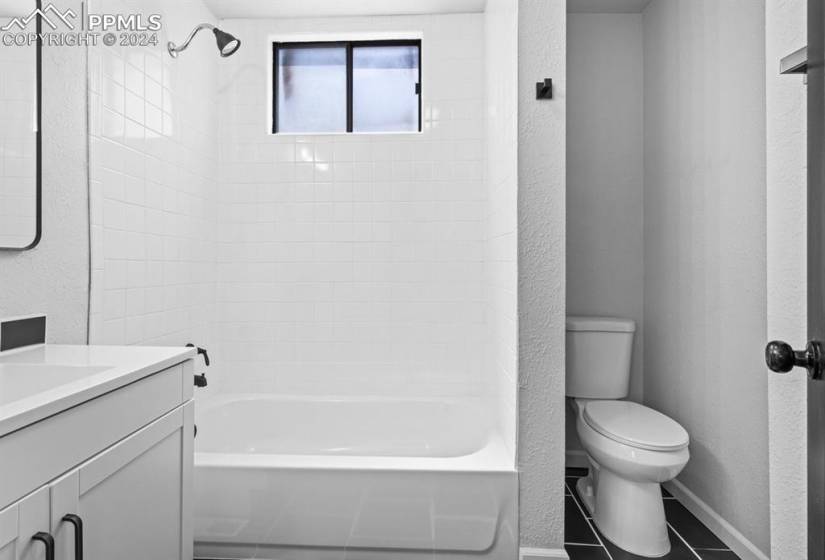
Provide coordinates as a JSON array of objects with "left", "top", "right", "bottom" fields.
[{"left": 578, "top": 469, "right": 671, "bottom": 557}]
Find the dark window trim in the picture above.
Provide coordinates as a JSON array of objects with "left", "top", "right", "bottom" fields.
[{"left": 272, "top": 39, "right": 422, "bottom": 134}]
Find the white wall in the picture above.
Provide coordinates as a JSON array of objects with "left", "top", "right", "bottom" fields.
[
  {"left": 643, "top": 0, "right": 769, "bottom": 555},
  {"left": 766, "top": 0, "right": 807, "bottom": 555},
  {"left": 485, "top": 0, "right": 519, "bottom": 461},
  {"left": 517, "top": 0, "right": 567, "bottom": 553},
  {"left": 0, "top": 0, "right": 88, "bottom": 344},
  {"left": 566, "top": 12, "right": 644, "bottom": 453},
  {"left": 211, "top": 15, "right": 494, "bottom": 401},
  {"left": 88, "top": 0, "right": 218, "bottom": 350}
]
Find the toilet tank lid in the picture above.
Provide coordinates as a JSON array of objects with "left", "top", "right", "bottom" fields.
[{"left": 566, "top": 316, "right": 636, "bottom": 333}]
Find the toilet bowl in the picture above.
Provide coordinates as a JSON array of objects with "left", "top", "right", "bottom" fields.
[
  {"left": 573, "top": 398, "right": 689, "bottom": 557},
  {"left": 566, "top": 316, "right": 690, "bottom": 557}
]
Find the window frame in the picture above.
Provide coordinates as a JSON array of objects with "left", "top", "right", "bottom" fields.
[{"left": 271, "top": 39, "right": 422, "bottom": 135}]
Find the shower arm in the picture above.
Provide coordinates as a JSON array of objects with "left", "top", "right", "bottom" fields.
[{"left": 168, "top": 23, "right": 215, "bottom": 57}]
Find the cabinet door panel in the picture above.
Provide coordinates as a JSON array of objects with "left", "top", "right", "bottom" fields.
[
  {"left": 51, "top": 403, "right": 193, "bottom": 560},
  {"left": 0, "top": 488, "right": 49, "bottom": 560}
]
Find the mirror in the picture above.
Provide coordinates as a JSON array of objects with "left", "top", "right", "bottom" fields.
[{"left": 0, "top": 0, "right": 41, "bottom": 250}]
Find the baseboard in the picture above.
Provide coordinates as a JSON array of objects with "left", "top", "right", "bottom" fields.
[
  {"left": 565, "top": 449, "right": 589, "bottom": 469},
  {"left": 663, "top": 479, "right": 769, "bottom": 560},
  {"left": 519, "top": 547, "right": 569, "bottom": 560}
]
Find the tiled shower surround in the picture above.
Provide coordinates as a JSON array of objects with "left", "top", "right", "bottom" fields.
[
  {"left": 88, "top": 4, "right": 518, "bottom": 458},
  {"left": 214, "top": 15, "right": 488, "bottom": 398},
  {"left": 88, "top": 0, "right": 218, "bottom": 348}
]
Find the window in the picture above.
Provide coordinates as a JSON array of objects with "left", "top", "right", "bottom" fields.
[{"left": 272, "top": 40, "right": 421, "bottom": 134}]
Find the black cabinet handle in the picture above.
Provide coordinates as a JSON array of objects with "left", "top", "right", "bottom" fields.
[
  {"left": 32, "top": 532, "right": 54, "bottom": 560},
  {"left": 62, "top": 514, "right": 83, "bottom": 559}
]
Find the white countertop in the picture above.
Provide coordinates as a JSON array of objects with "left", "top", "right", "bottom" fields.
[{"left": 0, "top": 344, "right": 195, "bottom": 437}]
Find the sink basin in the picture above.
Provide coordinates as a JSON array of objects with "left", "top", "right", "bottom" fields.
[{"left": 0, "top": 364, "right": 112, "bottom": 407}]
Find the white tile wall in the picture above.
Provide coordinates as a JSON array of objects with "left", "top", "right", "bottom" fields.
[
  {"left": 88, "top": 0, "right": 218, "bottom": 348},
  {"left": 86, "top": 5, "right": 519, "bottom": 453},
  {"left": 212, "top": 15, "right": 491, "bottom": 398},
  {"left": 484, "top": 0, "right": 519, "bottom": 460}
]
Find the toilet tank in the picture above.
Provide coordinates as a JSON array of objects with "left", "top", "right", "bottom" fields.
[{"left": 566, "top": 316, "right": 636, "bottom": 399}]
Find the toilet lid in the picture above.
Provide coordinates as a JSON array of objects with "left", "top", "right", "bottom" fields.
[{"left": 583, "top": 401, "right": 689, "bottom": 451}]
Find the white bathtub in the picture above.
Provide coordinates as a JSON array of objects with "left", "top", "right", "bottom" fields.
[{"left": 193, "top": 395, "right": 517, "bottom": 560}]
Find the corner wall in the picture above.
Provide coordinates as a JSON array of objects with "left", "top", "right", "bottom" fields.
[
  {"left": 517, "top": 0, "right": 567, "bottom": 552},
  {"left": 642, "top": 0, "right": 769, "bottom": 555}
]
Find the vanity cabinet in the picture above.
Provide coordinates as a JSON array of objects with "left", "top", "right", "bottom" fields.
[
  {"left": 0, "top": 488, "right": 50, "bottom": 560},
  {"left": 0, "top": 354, "right": 195, "bottom": 560},
  {"left": 50, "top": 403, "right": 194, "bottom": 560}
]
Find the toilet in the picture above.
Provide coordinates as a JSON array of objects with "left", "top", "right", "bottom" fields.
[{"left": 567, "top": 316, "right": 690, "bottom": 557}]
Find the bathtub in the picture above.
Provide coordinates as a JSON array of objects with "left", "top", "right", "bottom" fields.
[{"left": 193, "top": 395, "right": 517, "bottom": 560}]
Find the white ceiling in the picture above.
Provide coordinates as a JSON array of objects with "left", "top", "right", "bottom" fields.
[
  {"left": 568, "top": 0, "right": 652, "bottom": 13},
  {"left": 204, "top": 0, "right": 487, "bottom": 19}
]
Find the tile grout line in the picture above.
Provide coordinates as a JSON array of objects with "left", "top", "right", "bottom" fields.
[
  {"left": 566, "top": 472, "right": 738, "bottom": 560},
  {"left": 666, "top": 521, "right": 703, "bottom": 560},
  {"left": 566, "top": 481, "right": 614, "bottom": 560}
]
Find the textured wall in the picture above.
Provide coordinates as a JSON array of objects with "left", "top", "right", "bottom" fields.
[
  {"left": 485, "top": 0, "right": 519, "bottom": 461},
  {"left": 566, "top": 13, "right": 644, "bottom": 453},
  {"left": 643, "top": 0, "right": 769, "bottom": 554},
  {"left": 0, "top": 0, "right": 88, "bottom": 344},
  {"left": 517, "top": 0, "right": 567, "bottom": 550},
  {"left": 766, "top": 0, "right": 807, "bottom": 556}
]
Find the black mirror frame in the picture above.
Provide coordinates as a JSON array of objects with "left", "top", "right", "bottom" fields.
[{"left": 0, "top": 0, "right": 42, "bottom": 251}]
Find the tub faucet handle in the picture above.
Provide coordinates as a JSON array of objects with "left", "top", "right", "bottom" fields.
[{"left": 186, "top": 343, "right": 210, "bottom": 366}]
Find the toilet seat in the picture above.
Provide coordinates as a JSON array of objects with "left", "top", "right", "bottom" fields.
[{"left": 583, "top": 400, "right": 689, "bottom": 452}]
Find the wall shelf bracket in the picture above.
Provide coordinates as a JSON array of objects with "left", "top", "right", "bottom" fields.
[{"left": 780, "top": 46, "right": 808, "bottom": 76}]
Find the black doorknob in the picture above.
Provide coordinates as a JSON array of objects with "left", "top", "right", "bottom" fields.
[{"left": 765, "top": 340, "right": 825, "bottom": 379}]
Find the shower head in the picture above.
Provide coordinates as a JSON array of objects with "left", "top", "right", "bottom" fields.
[
  {"left": 168, "top": 23, "right": 241, "bottom": 58},
  {"left": 213, "top": 28, "right": 241, "bottom": 57}
]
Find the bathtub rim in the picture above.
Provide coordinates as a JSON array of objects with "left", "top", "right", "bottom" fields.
[{"left": 194, "top": 393, "right": 515, "bottom": 472}]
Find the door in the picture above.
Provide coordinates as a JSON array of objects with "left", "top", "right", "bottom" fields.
[
  {"left": 0, "top": 488, "right": 51, "bottom": 560},
  {"left": 766, "top": 1, "right": 825, "bottom": 557},
  {"left": 50, "top": 404, "right": 194, "bottom": 560}
]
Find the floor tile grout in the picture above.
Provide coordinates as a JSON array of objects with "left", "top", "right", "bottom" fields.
[
  {"left": 565, "top": 470, "right": 737, "bottom": 560},
  {"left": 566, "top": 479, "right": 615, "bottom": 560},
  {"left": 666, "top": 521, "right": 703, "bottom": 560}
]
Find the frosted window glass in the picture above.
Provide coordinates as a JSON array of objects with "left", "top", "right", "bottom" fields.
[
  {"left": 277, "top": 46, "right": 347, "bottom": 133},
  {"left": 352, "top": 46, "right": 419, "bottom": 133}
]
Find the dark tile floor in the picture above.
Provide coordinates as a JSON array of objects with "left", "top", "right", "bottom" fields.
[{"left": 565, "top": 468, "right": 741, "bottom": 560}]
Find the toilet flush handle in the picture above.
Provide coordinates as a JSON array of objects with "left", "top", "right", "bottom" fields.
[{"left": 765, "top": 340, "right": 825, "bottom": 380}]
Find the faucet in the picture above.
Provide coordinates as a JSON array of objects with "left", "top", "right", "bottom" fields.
[{"left": 186, "top": 344, "right": 210, "bottom": 387}]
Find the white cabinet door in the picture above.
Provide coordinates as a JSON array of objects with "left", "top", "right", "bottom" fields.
[
  {"left": 50, "top": 403, "right": 194, "bottom": 560},
  {"left": 0, "top": 487, "right": 51, "bottom": 560}
]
